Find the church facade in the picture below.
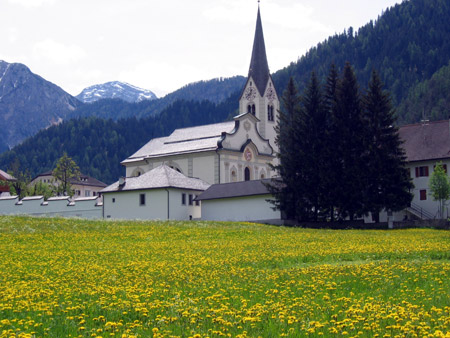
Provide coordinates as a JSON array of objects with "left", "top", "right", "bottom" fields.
[{"left": 121, "top": 6, "right": 279, "bottom": 185}]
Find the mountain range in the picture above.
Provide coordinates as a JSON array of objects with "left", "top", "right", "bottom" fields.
[{"left": 0, "top": 0, "right": 449, "bottom": 183}]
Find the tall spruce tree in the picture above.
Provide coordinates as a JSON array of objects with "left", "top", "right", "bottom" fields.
[
  {"left": 323, "top": 63, "right": 340, "bottom": 221},
  {"left": 362, "top": 70, "right": 413, "bottom": 219},
  {"left": 268, "top": 77, "right": 303, "bottom": 221},
  {"left": 334, "top": 62, "right": 366, "bottom": 220},
  {"left": 299, "top": 72, "right": 327, "bottom": 221}
]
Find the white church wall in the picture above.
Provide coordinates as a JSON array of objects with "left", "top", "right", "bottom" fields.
[
  {"left": 201, "top": 194, "right": 281, "bottom": 222},
  {"left": 192, "top": 153, "right": 217, "bottom": 184}
]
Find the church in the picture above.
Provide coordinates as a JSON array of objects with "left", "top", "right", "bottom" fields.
[{"left": 121, "top": 6, "right": 279, "bottom": 185}]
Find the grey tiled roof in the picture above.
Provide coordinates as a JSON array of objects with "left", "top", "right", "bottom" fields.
[
  {"left": 196, "top": 179, "right": 274, "bottom": 201},
  {"left": 0, "top": 170, "right": 16, "bottom": 181},
  {"left": 399, "top": 120, "right": 450, "bottom": 162},
  {"left": 248, "top": 6, "right": 270, "bottom": 96},
  {"left": 123, "top": 121, "right": 235, "bottom": 162},
  {"left": 101, "top": 164, "right": 210, "bottom": 193}
]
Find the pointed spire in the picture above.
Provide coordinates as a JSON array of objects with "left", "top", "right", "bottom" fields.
[{"left": 248, "top": 5, "right": 270, "bottom": 96}]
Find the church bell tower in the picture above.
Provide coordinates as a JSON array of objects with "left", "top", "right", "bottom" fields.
[{"left": 239, "top": 4, "right": 279, "bottom": 152}]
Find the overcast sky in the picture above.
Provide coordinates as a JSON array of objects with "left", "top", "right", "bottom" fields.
[{"left": 1, "top": 0, "right": 401, "bottom": 97}]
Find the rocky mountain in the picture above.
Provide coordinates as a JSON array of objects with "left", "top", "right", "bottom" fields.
[
  {"left": 0, "top": 61, "right": 81, "bottom": 152},
  {"left": 76, "top": 81, "right": 157, "bottom": 103}
]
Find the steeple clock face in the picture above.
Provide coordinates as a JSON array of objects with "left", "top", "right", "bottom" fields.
[
  {"left": 266, "top": 87, "right": 276, "bottom": 102},
  {"left": 244, "top": 86, "right": 257, "bottom": 101}
]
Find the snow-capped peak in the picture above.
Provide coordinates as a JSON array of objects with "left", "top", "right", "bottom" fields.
[{"left": 76, "top": 81, "right": 157, "bottom": 103}]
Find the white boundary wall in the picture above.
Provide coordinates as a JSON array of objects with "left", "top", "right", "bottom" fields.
[{"left": 0, "top": 195, "right": 102, "bottom": 219}]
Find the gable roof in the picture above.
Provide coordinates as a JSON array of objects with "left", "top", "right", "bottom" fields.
[
  {"left": 0, "top": 170, "right": 16, "bottom": 181},
  {"left": 248, "top": 6, "right": 270, "bottom": 96},
  {"left": 122, "top": 121, "right": 236, "bottom": 164},
  {"left": 399, "top": 120, "right": 450, "bottom": 162},
  {"left": 101, "top": 164, "right": 210, "bottom": 193},
  {"left": 196, "top": 179, "right": 274, "bottom": 201}
]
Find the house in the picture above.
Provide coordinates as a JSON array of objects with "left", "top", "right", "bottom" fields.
[
  {"left": 196, "top": 179, "right": 281, "bottom": 223},
  {"left": 398, "top": 119, "right": 450, "bottom": 220},
  {"left": 0, "top": 169, "right": 16, "bottom": 195},
  {"left": 101, "top": 164, "right": 210, "bottom": 220},
  {"left": 121, "top": 5, "right": 279, "bottom": 186},
  {"left": 31, "top": 171, "right": 107, "bottom": 198}
]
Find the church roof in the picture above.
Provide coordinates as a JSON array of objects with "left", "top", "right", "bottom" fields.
[
  {"left": 122, "top": 121, "right": 236, "bottom": 163},
  {"left": 248, "top": 6, "right": 270, "bottom": 96},
  {"left": 101, "top": 164, "right": 210, "bottom": 193}
]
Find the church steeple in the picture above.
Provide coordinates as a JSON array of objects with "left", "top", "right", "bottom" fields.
[{"left": 248, "top": 5, "right": 270, "bottom": 96}]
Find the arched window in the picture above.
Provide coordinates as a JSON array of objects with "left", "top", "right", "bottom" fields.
[
  {"left": 252, "top": 104, "right": 256, "bottom": 115},
  {"left": 247, "top": 105, "right": 251, "bottom": 114},
  {"left": 231, "top": 170, "right": 237, "bottom": 182},
  {"left": 244, "top": 167, "right": 251, "bottom": 181}
]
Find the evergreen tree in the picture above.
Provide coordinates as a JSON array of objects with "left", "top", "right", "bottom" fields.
[
  {"left": 334, "top": 62, "right": 366, "bottom": 219},
  {"left": 298, "top": 71, "right": 327, "bottom": 220},
  {"left": 362, "top": 70, "right": 413, "bottom": 220},
  {"left": 429, "top": 162, "right": 450, "bottom": 219},
  {"left": 268, "top": 77, "right": 303, "bottom": 220},
  {"left": 323, "top": 63, "right": 341, "bottom": 221}
]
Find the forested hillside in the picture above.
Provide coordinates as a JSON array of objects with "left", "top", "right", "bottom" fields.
[
  {"left": 271, "top": 0, "right": 450, "bottom": 124},
  {"left": 0, "top": 93, "right": 239, "bottom": 184}
]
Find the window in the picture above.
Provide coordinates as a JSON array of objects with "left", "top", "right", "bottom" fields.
[
  {"left": 93, "top": 192, "right": 96, "bottom": 196},
  {"left": 188, "top": 194, "right": 193, "bottom": 206},
  {"left": 267, "top": 105, "right": 274, "bottom": 121},
  {"left": 112, "top": 198, "right": 115, "bottom": 203},
  {"left": 181, "top": 193, "right": 186, "bottom": 205},
  {"left": 244, "top": 167, "right": 251, "bottom": 181},
  {"left": 251, "top": 104, "right": 256, "bottom": 115},
  {"left": 420, "top": 189, "right": 427, "bottom": 200},
  {"left": 247, "top": 105, "right": 251, "bottom": 114},
  {"left": 195, "top": 195, "right": 200, "bottom": 206},
  {"left": 415, "top": 166, "right": 429, "bottom": 177},
  {"left": 85, "top": 190, "right": 90, "bottom": 197},
  {"left": 231, "top": 170, "right": 237, "bottom": 182},
  {"left": 139, "top": 193, "right": 146, "bottom": 206}
]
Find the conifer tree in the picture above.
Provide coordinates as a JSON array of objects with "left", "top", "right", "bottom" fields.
[
  {"left": 323, "top": 63, "right": 340, "bottom": 221},
  {"left": 268, "top": 77, "right": 303, "bottom": 220},
  {"left": 298, "top": 71, "right": 327, "bottom": 220},
  {"left": 362, "top": 71, "right": 413, "bottom": 219},
  {"left": 334, "top": 62, "right": 366, "bottom": 219}
]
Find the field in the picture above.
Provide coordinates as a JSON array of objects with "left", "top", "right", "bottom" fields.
[{"left": 0, "top": 217, "right": 449, "bottom": 338}]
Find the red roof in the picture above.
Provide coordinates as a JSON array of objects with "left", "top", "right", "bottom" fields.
[{"left": 399, "top": 120, "right": 450, "bottom": 162}]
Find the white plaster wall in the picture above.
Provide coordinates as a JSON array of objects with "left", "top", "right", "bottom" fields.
[
  {"left": 201, "top": 194, "right": 281, "bottom": 222},
  {"left": 0, "top": 196, "right": 102, "bottom": 218},
  {"left": 407, "top": 159, "right": 450, "bottom": 219},
  {"left": 103, "top": 189, "right": 168, "bottom": 220},
  {"left": 192, "top": 154, "right": 216, "bottom": 184},
  {"left": 103, "top": 188, "right": 203, "bottom": 220}
]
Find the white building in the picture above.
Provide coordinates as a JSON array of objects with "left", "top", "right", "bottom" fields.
[
  {"left": 101, "top": 165, "right": 210, "bottom": 220},
  {"left": 399, "top": 119, "right": 450, "bottom": 220},
  {"left": 121, "top": 6, "right": 279, "bottom": 186},
  {"left": 196, "top": 179, "right": 281, "bottom": 223}
]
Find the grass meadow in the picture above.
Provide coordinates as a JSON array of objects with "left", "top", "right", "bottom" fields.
[{"left": 0, "top": 216, "right": 449, "bottom": 338}]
